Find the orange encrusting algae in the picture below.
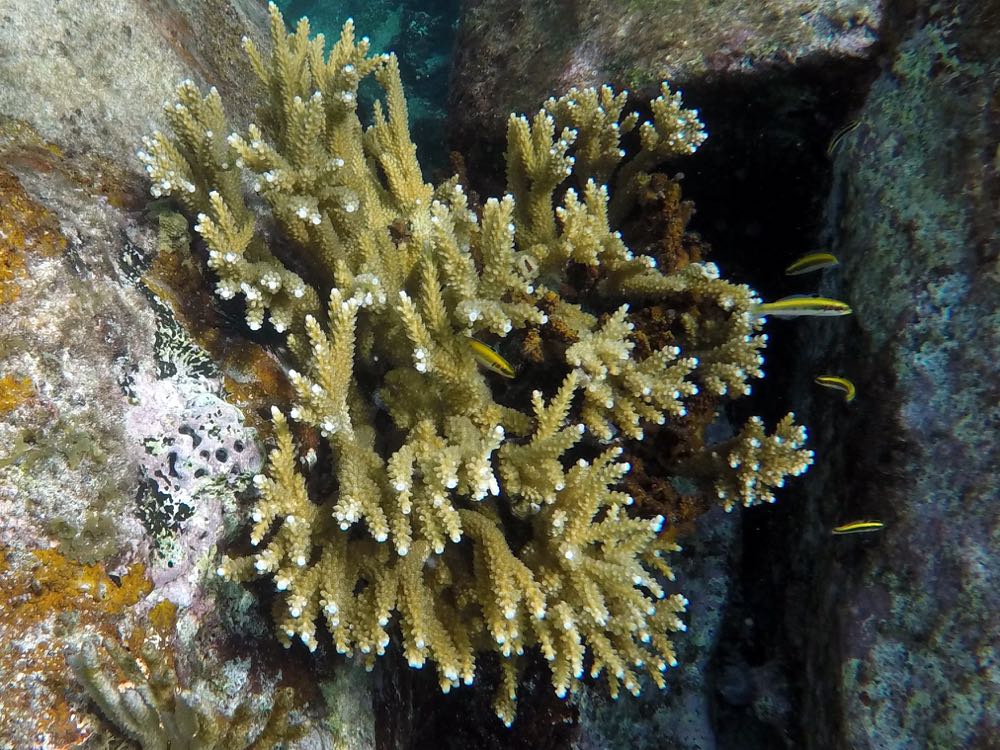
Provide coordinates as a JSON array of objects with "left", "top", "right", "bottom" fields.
[
  {"left": 0, "top": 547, "right": 153, "bottom": 745},
  {"left": 0, "top": 374, "right": 34, "bottom": 414},
  {"left": 0, "top": 168, "right": 67, "bottom": 305}
]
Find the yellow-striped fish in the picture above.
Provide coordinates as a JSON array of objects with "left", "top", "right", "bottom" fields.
[
  {"left": 753, "top": 296, "right": 853, "bottom": 318},
  {"left": 815, "top": 375, "right": 856, "bottom": 402},
  {"left": 827, "top": 120, "right": 861, "bottom": 157},
  {"left": 465, "top": 337, "right": 516, "bottom": 378},
  {"left": 785, "top": 252, "right": 839, "bottom": 275},
  {"left": 832, "top": 520, "right": 884, "bottom": 535}
]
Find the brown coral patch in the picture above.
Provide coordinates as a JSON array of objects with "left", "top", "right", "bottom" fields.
[
  {"left": 515, "top": 293, "right": 581, "bottom": 372},
  {"left": 622, "top": 445, "right": 713, "bottom": 529},
  {"left": 630, "top": 172, "right": 708, "bottom": 274},
  {"left": 519, "top": 327, "right": 545, "bottom": 364},
  {"left": 618, "top": 381, "right": 720, "bottom": 528},
  {"left": 0, "top": 547, "right": 152, "bottom": 745},
  {"left": 629, "top": 303, "right": 681, "bottom": 357}
]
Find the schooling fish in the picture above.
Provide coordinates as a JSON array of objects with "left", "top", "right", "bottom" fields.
[
  {"left": 832, "top": 520, "right": 884, "bottom": 535},
  {"left": 753, "top": 296, "right": 853, "bottom": 318},
  {"left": 465, "top": 337, "right": 516, "bottom": 378},
  {"left": 785, "top": 252, "right": 839, "bottom": 276},
  {"left": 815, "top": 375, "right": 856, "bottom": 403}
]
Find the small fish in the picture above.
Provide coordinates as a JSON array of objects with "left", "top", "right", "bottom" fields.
[
  {"left": 832, "top": 520, "right": 885, "bottom": 535},
  {"left": 827, "top": 119, "right": 861, "bottom": 157},
  {"left": 465, "top": 337, "right": 516, "bottom": 378},
  {"left": 815, "top": 375, "right": 856, "bottom": 402},
  {"left": 753, "top": 296, "right": 853, "bottom": 318},
  {"left": 785, "top": 252, "right": 839, "bottom": 276}
]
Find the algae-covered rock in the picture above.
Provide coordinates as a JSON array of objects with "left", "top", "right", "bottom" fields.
[
  {"left": 0, "top": 1, "right": 373, "bottom": 746},
  {"left": 781, "top": 2, "right": 1000, "bottom": 748},
  {"left": 0, "top": 0, "right": 267, "bottom": 167},
  {"left": 449, "top": 0, "right": 882, "bottom": 173}
]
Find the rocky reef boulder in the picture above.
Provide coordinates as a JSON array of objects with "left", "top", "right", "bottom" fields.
[
  {"left": 0, "top": 1, "right": 373, "bottom": 746},
  {"left": 449, "top": 0, "right": 883, "bottom": 193},
  {"left": 784, "top": 2, "right": 1000, "bottom": 747}
]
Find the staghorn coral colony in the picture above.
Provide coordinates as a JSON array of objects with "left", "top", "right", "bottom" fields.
[{"left": 138, "top": 3, "right": 813, "bottom": 725}]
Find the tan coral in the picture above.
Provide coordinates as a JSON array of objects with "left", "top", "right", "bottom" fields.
[
  {"left": 712, "top": 414, "right": 814, "bottom": 511},
  {"left": 565, "top": 305, "right": 699, "bottom": 440},
  {"left": 147, "top": 1, "right": 812, "bottom": 723}
]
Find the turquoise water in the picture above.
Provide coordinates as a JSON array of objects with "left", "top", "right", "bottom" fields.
[{"left": 278, "top": 0, "right": 459, "bottom": 174}]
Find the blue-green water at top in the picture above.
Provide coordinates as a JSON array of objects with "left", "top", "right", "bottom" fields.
[{"left": 277, "top": 0, "right": 459, "bottom": 176}]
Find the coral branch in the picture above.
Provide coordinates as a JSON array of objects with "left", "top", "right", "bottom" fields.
[{"left": 145, "top": 1, "right": 811, "bottom": 722}]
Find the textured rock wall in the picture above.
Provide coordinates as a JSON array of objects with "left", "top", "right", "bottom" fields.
[
  {"left": 448, "top": 0, "right": 882, "bottom": 193},
  {"left": 0, "top": 0, "right": 268, "bottom": 166},
  {"left": 0, "top": 1, "right": 373, "bottom": 746},
  {"left": 784, "top": 1, "right": 1000, "bottom": 747}
]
